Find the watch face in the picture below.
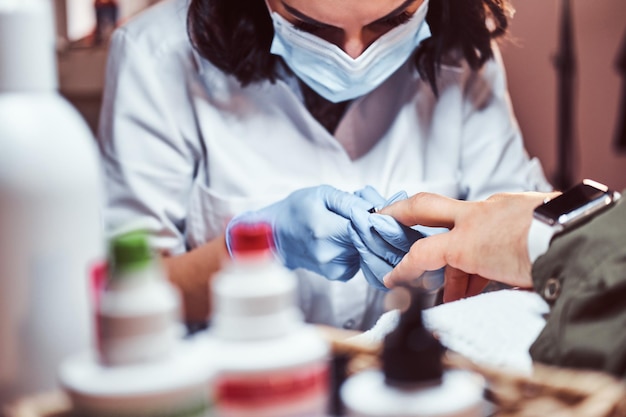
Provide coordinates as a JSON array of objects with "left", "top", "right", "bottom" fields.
[{"left": 534, "top": 182, "right": 612, "bottom": 225}]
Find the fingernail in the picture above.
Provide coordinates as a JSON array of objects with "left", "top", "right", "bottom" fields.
[{"left": 382, "top": 272, "right": 391, "bottom": 287}]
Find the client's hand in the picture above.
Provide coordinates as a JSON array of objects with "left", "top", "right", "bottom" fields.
[
  {"left": 378, "top": 191, "right": 561, "bottom": 301},
  {"left": 226, "top": 185, "right": 372, "bottom": 281}
]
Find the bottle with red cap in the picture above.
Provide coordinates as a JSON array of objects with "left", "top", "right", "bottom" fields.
[{"left": 206, "top": 222, "right": 330, "bottom": 417}]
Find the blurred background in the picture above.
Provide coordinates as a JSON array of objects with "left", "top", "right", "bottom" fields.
[
  {"left": 53, "top": 0, "right": 162, "bottom": 156},
  {"left": 54, "top": 0, "right": 626, "bottom": 190},
  {"left": 501, "top": 0, "right": 626, "bottom": 192}
]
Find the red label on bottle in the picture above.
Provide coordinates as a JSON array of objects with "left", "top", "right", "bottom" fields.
[{"left": 215, "top": 362, "right": 328, "bottom": 411}]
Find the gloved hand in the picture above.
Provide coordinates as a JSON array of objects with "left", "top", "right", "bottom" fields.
[
  {"left": 349, "top": 186, "right": 425, "bottom": 290},
  {"left": 226, "top": 185, "right": 373, "bottom": 281}
]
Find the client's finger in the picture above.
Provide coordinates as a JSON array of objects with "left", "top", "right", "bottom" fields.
[
  {"left": 379, "top": 192, "right": 464, "bottom": 229},
  {"left": 466, "top": 275, "right": 490, "bottom": 298},
  {"left": 443, "top": 266, "right": 469, "bottom": 303}
]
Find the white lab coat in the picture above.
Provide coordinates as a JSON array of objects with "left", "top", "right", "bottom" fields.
[{"left": 98, "top": 0, "right": 551, "bottom": 330}]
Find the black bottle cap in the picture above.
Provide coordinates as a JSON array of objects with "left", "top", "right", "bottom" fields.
[
  {"left": 327, "top": 352, "right": 350, "bottom": 416},
  {"left": 382, "top": 287, "right": 445, "bottom": 385}
]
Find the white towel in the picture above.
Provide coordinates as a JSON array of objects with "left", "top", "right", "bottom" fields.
[{"left": 350, "top": 289, "right": 550, "bottom": 373}]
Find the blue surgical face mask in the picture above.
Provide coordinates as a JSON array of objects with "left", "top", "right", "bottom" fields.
[{"left": 268, "top": 0, "right": 430, "bottom": 103}]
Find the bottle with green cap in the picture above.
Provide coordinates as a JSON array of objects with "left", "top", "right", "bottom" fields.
[
  {"left": 97, "top": 230, "right": 182, "bottom": 366},
  {"left": 58, "top": 230, "right": 216, "bottom": 417},
  {"left": 341, "top": 287, "right": 485, "bottom": 417}
]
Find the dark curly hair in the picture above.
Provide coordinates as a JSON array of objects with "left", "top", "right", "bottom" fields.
[{"left": 187, "top": 0, "right": 513, "bottom": 94}]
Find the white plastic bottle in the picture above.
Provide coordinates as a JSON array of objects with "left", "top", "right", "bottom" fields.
[
  {"left": 207, "top": 222, "right": 330, "bottom": 417},
  {"left": 96, "top": 230, "right": 182, "bottom": 365},
  {"left": 0, "top": 0, "right": 105, "bottom": 405},
  {"left": 341, "top": 288, "right": 485, "bottom": 417},
  {"left": 59, "top": 231, "right": 214, "bottom": 417}
]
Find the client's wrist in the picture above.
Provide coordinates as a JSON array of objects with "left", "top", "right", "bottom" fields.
[{"left": 526, "top": 180, "right": 620, "bottom": 266}]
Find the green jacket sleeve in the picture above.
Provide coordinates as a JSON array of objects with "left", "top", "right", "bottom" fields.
[{"left": 529, "top": 192, "right": 626, "bottom": 378}]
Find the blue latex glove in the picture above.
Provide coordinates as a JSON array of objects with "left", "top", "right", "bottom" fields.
[
  {"left": 226, "top": 185, "right": 373, "bottom": 281},
  {"left": 350, "top": 186, "right": 425, "bottom": 290}
]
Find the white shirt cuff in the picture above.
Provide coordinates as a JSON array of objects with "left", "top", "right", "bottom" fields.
[{"left": 527, "top": 219, "right": 558, "bottom": 264}]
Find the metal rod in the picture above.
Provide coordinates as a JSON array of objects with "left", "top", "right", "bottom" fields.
[
  {"left": 553, "top": 0, "right": 577, "bottom": 190},
  {"left": 614, "top": 30, "right": 626, "bottom": 152}
]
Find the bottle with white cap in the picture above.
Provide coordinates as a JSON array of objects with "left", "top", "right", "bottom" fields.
[
  {"left": 0, "top": 0, "right": 105, "bottom": 405},
  {"left": 341, "top": 288, "right": 486, "bottom": 417},
  {"left": 58, "top": 231, "right": 215, "bottom": 417},
  {"left": 206, "top": 222, "right": 330, "bottom": 417}
]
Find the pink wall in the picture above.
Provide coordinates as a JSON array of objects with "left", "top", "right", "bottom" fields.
[{"left": 501, "top": 0, "right": 626, "bottom": 190}]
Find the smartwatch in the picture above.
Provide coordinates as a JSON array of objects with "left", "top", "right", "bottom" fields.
[{"left": 527, "top": 179, "right": 621, "bottom": 263}]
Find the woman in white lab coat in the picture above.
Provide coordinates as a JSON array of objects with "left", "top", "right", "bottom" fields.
[{"left": 98, "top": 0, "right": 550, "bottom": 330}]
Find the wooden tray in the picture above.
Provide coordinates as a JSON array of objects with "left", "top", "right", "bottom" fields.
[{"left": 7, "top": 326, "right": 626, "bottom": 417}]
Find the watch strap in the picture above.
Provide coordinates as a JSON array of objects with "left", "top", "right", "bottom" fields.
[{"left": 527, "top": 218, "right": 560, "bottom": 264}]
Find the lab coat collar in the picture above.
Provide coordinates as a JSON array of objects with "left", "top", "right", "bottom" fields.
[{"left": 195, "top": 49, "right": 425, "bottom": 161}]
